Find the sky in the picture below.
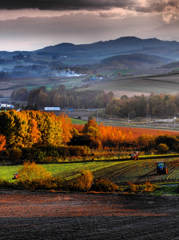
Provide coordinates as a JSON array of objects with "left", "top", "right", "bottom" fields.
[{"left": 0, "top": 0, "right": 179, "bottom": 51}]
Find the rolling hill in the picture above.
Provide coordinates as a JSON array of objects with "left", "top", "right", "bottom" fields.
[
  {"left": 100, "top": 53, "right": 172, "bottom": 69},
  {"left": 0, "top": 36, "right": 179, "bottom": 66},
  {"left": 34, "top": 36, "right": 179, "bottom": 61}
]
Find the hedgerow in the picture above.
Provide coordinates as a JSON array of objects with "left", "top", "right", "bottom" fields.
[{"left": 91, "top": 178, "right": 119, "bottom": 192}]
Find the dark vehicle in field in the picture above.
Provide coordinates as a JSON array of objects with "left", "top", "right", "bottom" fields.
[
  {"left": 157, "top": 161, "right": 168, "bottom": 175},
  {"left": 131, "top": 151, "right": 139, "bottom": 160}
]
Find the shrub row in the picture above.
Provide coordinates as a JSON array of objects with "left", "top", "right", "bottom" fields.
[
  {"left": 0, "top": 163, "right": 120, "bottom": 192},
  {"left": 0, "top": 145, "right": 91, "bottom": 163},
  {"left": 126, "top": 181, "right": 156, "bottom": 193},
  {"left": 137, "top": 134, "right": 179, "bottom": 153},
  {"left": 0, "top": 178, "right": 156, "bottom": 193}
]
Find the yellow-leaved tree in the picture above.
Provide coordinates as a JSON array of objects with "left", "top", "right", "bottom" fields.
[
  {"left": 76, "top": 169, "right": 93, "bottom": 191},
  {"left": 18, "top": 162, "right": 52, "bottom": 181},
  {"left": 17, "top": 162, "right": 62, "bottom": 189},
  {"left": 17, "top": 162, "right": 55, "bottom": 189}
]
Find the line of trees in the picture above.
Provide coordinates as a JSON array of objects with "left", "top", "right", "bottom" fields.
[
  {"left": 71, "top": 119, "right": 179, "bottom": 153},
  {"left": 12, "top": 85, "right": 179, "bottom": 118},
  {"left": 1, "top": 110, "right": 178, "bottom": 151},
  {"left": 0, "top": 111, "right": 135, "bottom": 151},
  {"left": 0, "top": 110, "right": 72, "bottom": 148},
  {"left": 0, "top": 114, "right": 178, "bottom": 163},
  {"left": 106, "top": 92, "right": 179, "bottom": 118},
  {"left": 70, "top": 118, "right": 134, "bottom": 150},
  {"left": 11, "top": 86, "right": 114, "bottom": 109}
]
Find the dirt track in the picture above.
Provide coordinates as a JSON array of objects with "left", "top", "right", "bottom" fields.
[{"left": 0, "top": 191, "right": 179, "bottom": 240}]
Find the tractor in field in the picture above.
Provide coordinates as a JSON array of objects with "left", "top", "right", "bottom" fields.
[
  {"left": 130, "top": 151, "right": 139, "bottom": 160},
  {"left": 12, "top": 173, "right": 19, "bottom": 180},
  {"left": 157, "top": 161, "right": 168, "bottom": 175}
]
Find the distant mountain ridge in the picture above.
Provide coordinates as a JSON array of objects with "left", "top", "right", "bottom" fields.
[
  {"left": 36, "top": 37, "right": 179, "bottom": 52},
  {"left": 34, "top": 36, "right": 179, "bottom": 61},
  {"left": 0, "top": 36, "right": 179, "bottom": 66}
]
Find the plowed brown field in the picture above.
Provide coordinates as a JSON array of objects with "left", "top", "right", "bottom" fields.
[
  {"left": 1, "top": 191, "right": 179, "bottom": 240},
  {"left": 116, "top": 126, "right": 179, "bottom": 138},
  {"left": 73, "top": 124, "right": 179, "bottom": 138}
]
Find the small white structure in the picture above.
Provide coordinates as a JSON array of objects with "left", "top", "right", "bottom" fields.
[
  {"left": 0, "top": 103, "right": 14, "bottom": 109},
  {"left": 44, "top": 107, "right": 60, "bottom": 111},
  {"left": 154, "top": 117, "right": 177, "bottom": 123}
]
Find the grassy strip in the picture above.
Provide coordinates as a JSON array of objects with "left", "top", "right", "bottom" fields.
[
  {"left": 153, "top": 185, "right": 179, "bottom": 195},
  {"left": 71, "top": 118, "right": 86, "bottom": 125},
  {"left": 1, "top": 157, "right": 179, "bottom": 188},
  {"left": 0, "top": 162, "right": 120, "bottom": 182},
  {"left": 1, "top": 160, "right": 179, "bottom": 194}
]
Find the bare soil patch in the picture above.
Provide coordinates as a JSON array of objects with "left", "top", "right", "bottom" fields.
[
  {"left": 115, "top": 126, "right": 179, "bottom": 138},
  {"left": 0, "top": 191, "right": 179, "bottom": 239},
  {"left": 73, "top": 124, "right": 179, "bottom": 138}
]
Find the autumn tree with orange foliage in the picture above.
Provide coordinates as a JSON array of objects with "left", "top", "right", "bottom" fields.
[
  {"left": 82, "top": 118, "right": 102, "bottom": 149},
  {"left": 0, "top": 134, "right": 6, "bottom": 150},
  {"left": 83, "top": 118, "right": 98, "bottom": 134},
  {"left": 58, "top": 113, "right": 73, "bottom": 145},
  {"left": 99, "top": 125, "right": 134, "bottom": 149},
  {"left": 137, "top": 134, "right": 155, "bottom": 150},
  {"left": 0, "top": 110, "right": 73, "bottom": 148},
  {"left": 28, "top": 111, "right": 62, "bottom": 146},
  {"left": 71, "top": 119, "right": 135, "bottom": 150},
  {"left": 28, "top": 119, "right": 40, "bottom": 146},
  {"left": 72, "top": 124, "right": 83, "bottom": 133}
]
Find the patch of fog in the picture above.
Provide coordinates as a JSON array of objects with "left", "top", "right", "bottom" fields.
[
  {"left": 0, "top": 64, "right": 83, "bottom": 78},
  {"left": 1, "top": 62, "right": 35, "bottom": 72},
  {"left": 52, "top": 69, "right": 82, "bottom": 77},
  {"left": 0, "top": 66, "right": 14, "bottom": 71}
]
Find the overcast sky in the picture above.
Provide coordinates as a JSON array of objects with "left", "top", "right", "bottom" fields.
[{"left": 1, "top": 0, "right": 179, "bottom": 51}]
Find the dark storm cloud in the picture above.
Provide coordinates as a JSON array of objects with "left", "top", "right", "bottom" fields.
[
  {"left": 1, "top": 0, "right": 179, "bottom": 13},
  {"left": 0, "top": 0, "right": 137, "bottom": 10}
]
